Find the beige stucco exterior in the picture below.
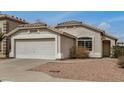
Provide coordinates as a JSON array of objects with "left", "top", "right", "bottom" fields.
[
  {"left": 56, "top": 26, "right": 103, "bottom": 57},
  {"left": 9, "top": 28, "right": 75, "bottom": 59},
  {"left": 61, "top": 35, "right": 76, "bottom": 59},
  {"left": 104, "top": 36, "right": 116, "bottom": 48},
  {"left": 56, "top": 25, "right": 117, "bottom": 58}
]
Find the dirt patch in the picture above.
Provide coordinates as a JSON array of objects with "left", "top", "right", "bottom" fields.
[{"left": 29, "top": 58, "right": 124, "bottom": 82}]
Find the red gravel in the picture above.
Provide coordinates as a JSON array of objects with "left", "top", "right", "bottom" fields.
[{"left": 29, "top": 58, "right": 124, "bottom": 82}]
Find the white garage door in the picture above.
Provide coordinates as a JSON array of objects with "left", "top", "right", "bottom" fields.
[{"left": 15, "top": 38, "right": 55, "bottom": 59}]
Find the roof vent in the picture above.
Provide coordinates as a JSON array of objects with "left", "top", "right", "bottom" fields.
[{"left": 57, "top": 20, "right": 82, "bottom": 26}]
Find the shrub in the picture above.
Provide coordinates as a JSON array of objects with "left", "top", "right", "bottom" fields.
[
  {"left": 118, "top": 56, "right": 124, "bottom": 68},
  {"left": 70, "top": 46, "right": 89, "bottom": 59},
  {"left": 76, "top": 46, "right": 89, "bottom": 58},
  {"left": 111, "top": 45, "right": 122, "bottom": 58}
]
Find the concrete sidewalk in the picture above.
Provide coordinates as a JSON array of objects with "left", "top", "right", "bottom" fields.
[{"left": 0, "top": 59, "right": 81, "bottom": 82}]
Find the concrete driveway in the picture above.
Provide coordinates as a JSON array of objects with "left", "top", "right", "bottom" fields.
[{"left": 0, "top": 59, "right": 81, "bottom": 82}]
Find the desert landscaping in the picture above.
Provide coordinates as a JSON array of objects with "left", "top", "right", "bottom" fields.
[{"left": 29, "top": 58, "right": 124, "bottom": 82}]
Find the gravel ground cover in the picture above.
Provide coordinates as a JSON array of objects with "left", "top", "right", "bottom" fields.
[{"left": 29, "top": 58, "right": 124, "bottom": 82}]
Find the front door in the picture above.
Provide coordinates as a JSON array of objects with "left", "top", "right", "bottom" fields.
[{"left": 103, "top": 40, "right": 110, "bottom": 57}]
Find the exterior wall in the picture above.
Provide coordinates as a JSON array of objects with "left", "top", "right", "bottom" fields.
[
  {"left": 61, "top": 35, "right": 75, "bottom": 59},
  {"left": 0, "top": 19, "right": 26, "bottom": 58},
  {"left": 7, "top": 20, "right": 26, "bottom": 57},
  {"left": 10, "top": 28, "right": 75, "bottom": 59},
  {"left": 7, "top": 20, "right": 25, "bottom": 31},
  {"left": 0, "top": 20, "right": 8, "bottom": 58},
  {"left": 104, "top": 36, "right": 116, "bottom": 47},
  {"left": 57, "top": 26, "right": 102, "bottom": 57},
  {"left": 0, "top": 20, "right": 5, "bottom": 32},
  {"left": 4, "top": 20, "right": 26, "bottom": 58},
  {"left": 10, "top": 29, "right": 74, "bottom": 59}
]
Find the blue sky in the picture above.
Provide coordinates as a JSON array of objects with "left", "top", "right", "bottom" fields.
[{"left": 2, "top": 11, "right": 124, "bottom": 41}]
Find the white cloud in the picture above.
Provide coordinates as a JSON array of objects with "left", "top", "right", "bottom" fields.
[
  {"left": 98, "top": 22, "right": 110, "bottom": 30},
  {"left": 108, "top": 16, "right": 124, "bottom": 22}
]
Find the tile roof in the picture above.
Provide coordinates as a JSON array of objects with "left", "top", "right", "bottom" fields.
[
  {"left": 56, "top": 20, "right": 118, "bottom": 40},
  {"left": 0, "top": 14, "right": 27, "bottom": 23},
  {"left": 7, "top": 23, "right": 76, "bottom": 39}
]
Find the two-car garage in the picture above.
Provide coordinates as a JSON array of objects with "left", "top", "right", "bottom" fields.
[
  {"left": 8, "top": 24, "right": 76, "bottom": 60},
  {"left": 15, "top": 38, "right": 56, "bottom": 59}
]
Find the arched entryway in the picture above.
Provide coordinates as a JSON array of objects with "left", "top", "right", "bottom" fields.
[{"left": 102, "top": 40, "right": 111, "bottom": 57}]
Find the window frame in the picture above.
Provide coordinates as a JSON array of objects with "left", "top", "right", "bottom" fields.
[{"left": 78, "top": 37, "right": 92, "bottom": 51}]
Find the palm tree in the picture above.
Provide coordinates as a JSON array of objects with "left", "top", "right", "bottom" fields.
[{"left": 0, "top": 32, "right": 5, "bottom": 42}]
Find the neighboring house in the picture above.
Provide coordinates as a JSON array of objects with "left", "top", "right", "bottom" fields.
[
  {"left": 0, "top": 14, "right": 118, "bottom": 59},
  {"left": 0, "top": 14, "right": 27, "bottom": 58},
  {"left": 55, "top": 21, "right": 118, "bottom": 58},
  {"left": 117, "top": 42, "right": 124, "bottom": 46}
]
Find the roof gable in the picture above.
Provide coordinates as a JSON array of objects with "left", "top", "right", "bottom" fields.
[
  {"left": 56, "top": 20, "right": 105, "bottom": 33},
  {"left": 55, "top": 20, "right": 118, "bottom": 40},
  {"left": 7, "top": 23, "right": 76, "bottom": 39}
]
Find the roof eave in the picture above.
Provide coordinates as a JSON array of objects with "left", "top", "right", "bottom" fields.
[
  {"left": 7, "top": 26, "right": 76, "bottom": 39},
  {"left": 55, "top": 24, "right": 105, "bottom": 33},
  {"left": 0, "top": 14, "right": 28, "bottom": 24},
  {"left": 104, "top": 34, "right": 118, "bottom": 40},
  {"left": 56, "top": 23, "right": 118, "bottom": 40}
]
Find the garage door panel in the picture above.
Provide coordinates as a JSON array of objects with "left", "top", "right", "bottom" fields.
[{"left": 15, "top": 39, "right": 55, "bottom": 59}]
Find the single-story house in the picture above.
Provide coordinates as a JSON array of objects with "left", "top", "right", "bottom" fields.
[
  {"left": 0, "top": 14, "right": 118, "bottom": 59},
  {"left": 55, "top": 21, "right": 118, "bottom": 58}
]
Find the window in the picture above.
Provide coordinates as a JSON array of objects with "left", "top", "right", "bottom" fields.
[{"left": 78, "top": 37, "right": 92, "bottom": 51}]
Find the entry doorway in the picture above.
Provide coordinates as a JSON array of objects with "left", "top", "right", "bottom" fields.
[{"left": 102, "top": 40, "right": 111, "bottom": 57}]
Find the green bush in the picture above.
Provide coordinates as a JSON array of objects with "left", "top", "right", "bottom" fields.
[
  {"left": 70, "top": 46, "right": 89, "bottom": 59},
  {"left": 111, "top": 45, "right": 122, "bottom": 58},
  {"left": 118, "top": 56, "right": 124, "bottom": 68}
]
